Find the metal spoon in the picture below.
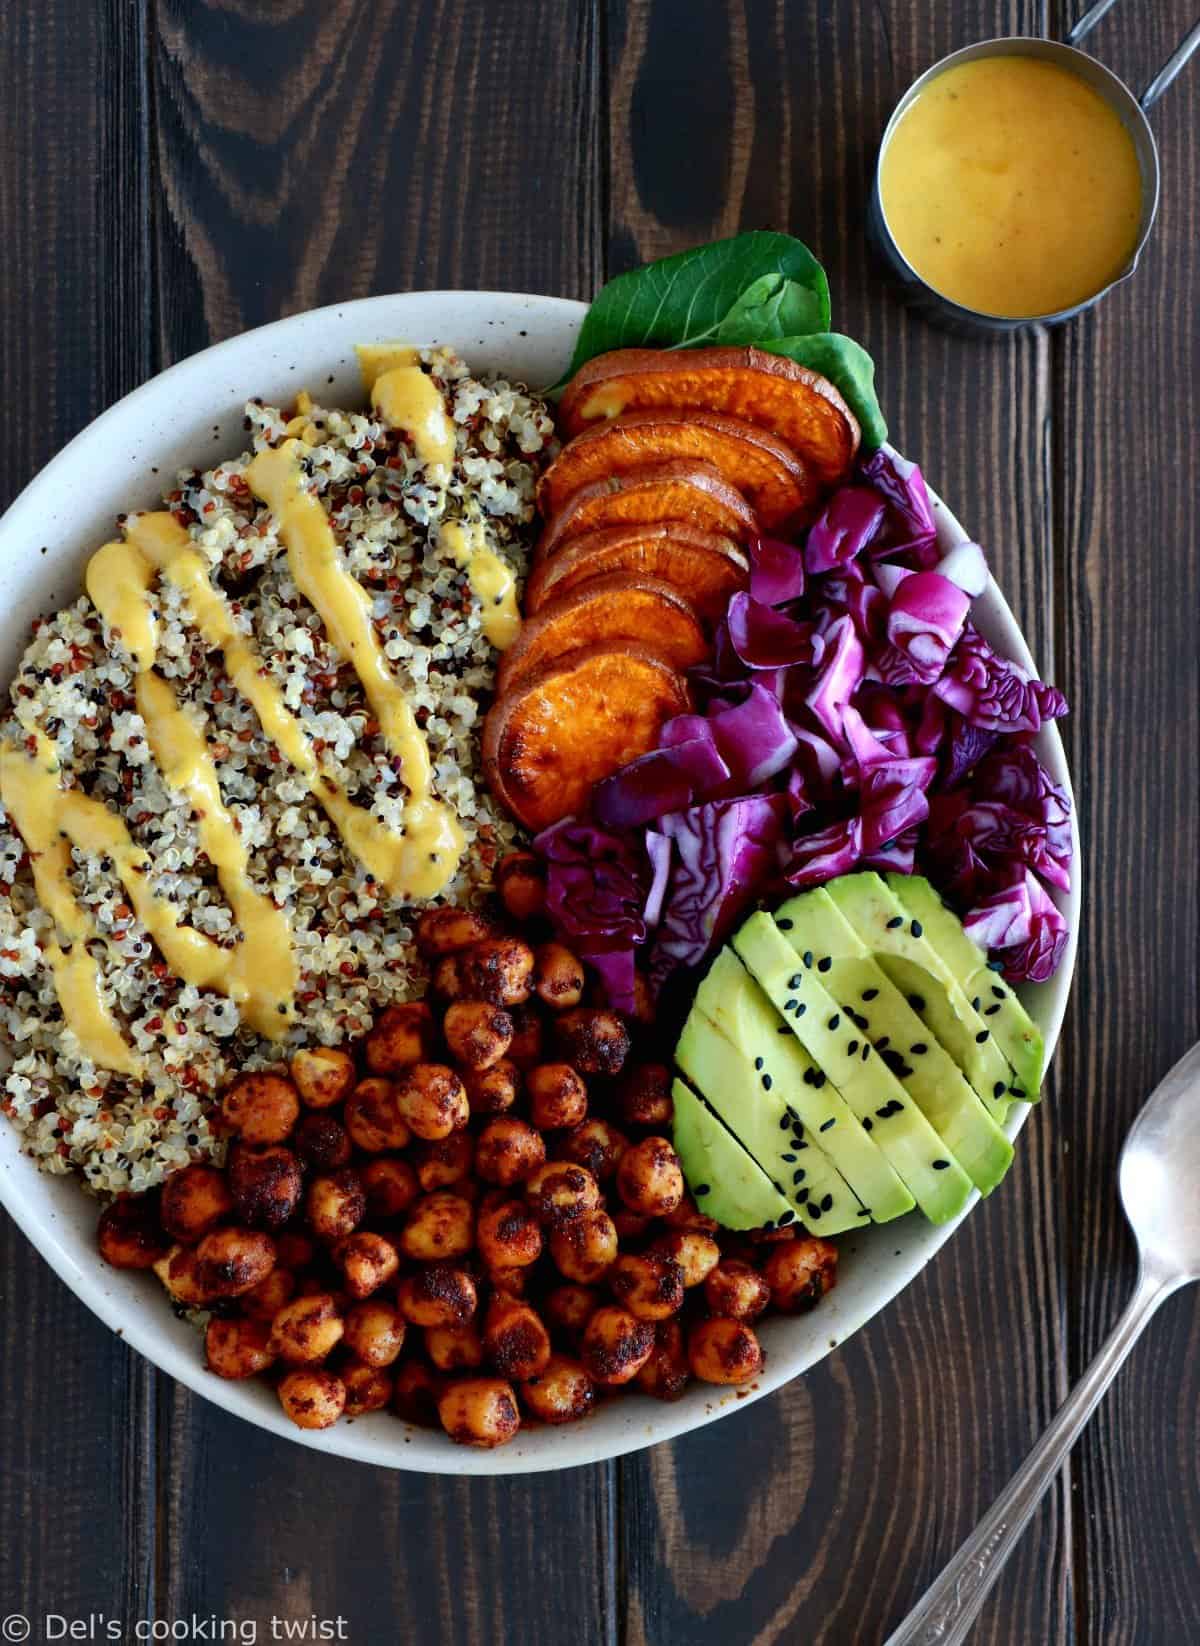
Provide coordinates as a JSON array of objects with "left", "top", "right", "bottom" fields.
[{"left": 885, "top": 1038, "right": 1200, "bottom": 1646}]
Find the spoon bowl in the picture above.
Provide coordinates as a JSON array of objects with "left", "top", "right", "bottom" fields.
[{"left": 1119, "top": 1038, "right": 1200, "bottom": 1282}]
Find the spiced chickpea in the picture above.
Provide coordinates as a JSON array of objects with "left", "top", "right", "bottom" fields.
[
  {"left": 651, "top": 1230, "right": 721, "bottom": 1288},
  {"left": 195, "top": 1227, "right": 276, "bottom": 1299},
  {"left": 425, "top": 1321, "right": 485, "bottom": 1372},
  {"left": 662, "top": 1192, "right": 718, "bottom": 1234},
  {"left": 228, "top": 1144, "right": 303, "bottom": 1230},
  {"left": 275, "top": 1231, "right": 316, "bottom": 1271},
  {"left": 290, "top": 1046, "right": 356, "bottom": 1109},
  {"left": 495, "top": 850, "right": 546, "bottom": 921},
  {"left": 526, "top": 1063, "right": 588, "bottom": 1131},
  {"left": 153, "top": 1245, "right": 214, "bottom": 1307},
  {"left": 553, "top": 1008, "right": 630, "bottom": 1076},
  {"left": 400, "top": 1192, "right": 474, "bottom": 1262},
  {"left": 581, "top": 1307, "right": 656, "bottom": 1387},
  {"left": 763, "top": 1236, "right": 839, "bottom": 1313},
  {"left": 344, "top": 1078, "right": 411, "bottom": 1153},
  {"left": 294, "top": 1112, "right": 352, "bottom": 1171},
  {"left": 242, "top": 1264, "right": 297, "bottom": 1322},
  {"left": 205, "top": 1316, "right": 276, "bottom": 1380},
  {"left": 688, "top": 1317, "right": 763, "bottom": 1385},
  {"left": 704, "top": 1259, "right": 771, "bottom": 1322},
  {"left": 635, "top": 1319, "right": 690, "bottom": 1402},
  {"left": 221, "top": 1071, "right": 300, "bottom": 1145},
  {"left": 98, "top": 1194, "right": 171, "bottom": 1269},
  {"left": 483, "top": 1296, "right": 552, "bottom": 1380},
  {"left": 505, "top": 1004, "right": 544, "bottom": 1070},
  {"left": 361, "top": 1157, "right": 420, "bottom": 1220},
  {"left": 270, "top": 1292, "right": 345, "bottom": 1364},
  {"left": 411, "top": 1131, "right": 475, "bottom": 1193},
  {"left": 341, "top": 1359, "right": 393, "bottom": 1417},
  {"left": 477, "top": 1198, "right": 543, "bottom": 1270},
  {"left": 443, "top": 1001, "right": 513, "bottom": 1071},
  {"left": 457, "top": 937, "right": 535, "bottom": 1006},
  {"left": 609, "top": 1252, "right": 685, "bottom": 1322},
  {"left": 520, "top": 1355, "right": 595, "bottom": 1425},
  {"left": 548, "top": 1209, "right": 618, "bottom": 1285},
  {"left": 415, "top": 906, "right": 494, "bottom": 956},
  {"left": 393, "top": 1063, "right": 469, "bottom": 1141},
  {"left": 437, "top": 1378, "right": 520, "bottom": 1449},
  {"left": 533, "top": 944, "right": 585, "bottom": 1010},
  {"left": 337, "top": 1231, "right": 400, "bottom": 1299},
  {"left": 463, "top": 1059, "right": 520, "bottom": 1116},
  {"left": 555, "top": 1118, "right": 627, "bottom": 1181},
  {"left": 278, "top": 1368, "right": 346, "bottom": 1430},
  {"left": 616, "top": 1136, "right": 684, "bottom": 1218},
  {"left": 614, "top": 1063, "right": 674, "bottom": 1129},
  {"left": 159, "top": 1164, "right": 233, "bottom": 1245},
  {"left": 392, "top": 1359, "right": 444, "bottom": 1426},
  {"left": 544, "top": 1284, "right": 599, "bottom": 1336},
  {"left": 475, "top": 1116, "right": 546, "bottom": 1187},
  {"left": 343, "top": 1300, "right": 406, "bottom": 1368},
  {"left": 525, "top": 1162, "right": 601, "bottom": 1228},
  {"left": 629, "top": 973, "right": 656, "bottom": 1026},
  {"left": 306, "top": 1169, "right": 366, "bottom": 1242},
  {"left": 611, "top": 1209, "right": 653, "bottom": 1243},
  {"left": 365, "top": 1000, "right": 435, "bottom": 1073},
  {"left": 396, "top": 1263, "right": 478, "bottom": 1329},
  {"left": 486, "top": 1264, "right": 528, "bottom": 1298}
]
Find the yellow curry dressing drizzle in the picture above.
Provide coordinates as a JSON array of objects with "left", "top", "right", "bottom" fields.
[
  {"left": 355, "top": 344, "right": 456, "bottom": 473},
  {"left": 438, "top": 521, "right": 521, "bottom": 651},
  {"left": 86, "top": 540, "right": 160, "bottom": 671}
]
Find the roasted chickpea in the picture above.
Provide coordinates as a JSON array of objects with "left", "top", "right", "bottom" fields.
[
  {"left": 662, "top": 1192, "right": 718, "bottom": 1233},
  {"left": 391, "top": 1359, "right": 444, "bottom": 1426},
  {"left": 195, "top": 1226, "right": 276, "bottom": 1298},
  {"left": 290, "top": 1045, "right": 356, "bottom": 1109},
  {"left": 629, "top": 972, "right": 656, "bottom": 1026},
  {"left": 221, "top": 1071, "right": 300, "bottom": 1144},
  {"left": 365, "top": 1000, "right": 435, "bottom": 1074},
  {"left": 505, "top": 1003, "right": 544, "bottom": 1070},
  {"left": 344, "top": 1078, "right": 411, "bottom": 1153},
  {"left": 153, "top": 1244, "right": 214, "bottom": 1307},
  {"left": 526, "top": 1063, "right": 588, "bottom": 1130},
  {"left": 393, "top": 1063, "right": 469, "bottom": 1141},
  {"left": 544, "top": 1284, "right": 599, "bottom": 1336},
  {"left": 611, "top": 1209, "right": 653, "bottom": 1243},
  {"left": 425, "top": 1320, "right": 485, "bottom": 1372},
  {"left": 581, "top": 1307, "right": 656, "bottom": 1387},
  {"left": 486, "top": 1264, "right": 528, "bottom": 1298},
  {"left": 278, "top": 1368, "right": 346, "bottom": 1430},
  {"left": 463, "top": 1059, "right": 520, "bottom": 1115},
  {"left": 443, "top": 1001, "right": 514, "bottom": 1071},
  {"left": 635, "top": 1319, "right": 690, "bottom": 1401},
  {"left": 270, "top": 1291, "right": 345, "bottom": 1364},
  {"left": 431, "top": 954, "right": 464, "bottom": 1001},
  {"left": 526, "top": 1161, "right": 601, "bottom": 1229},
  {"left": 457, "top": 937, "right": 535, "bottom": 1006},
  {"left": 616, "top": 1136, "right": 684, "bottom": 1218},
  {"left": 411, "top": 1131, "right": 475, "bottom": 1193},
  {"left": 306, "top": 1169, "right": 367, "bottom": 1243},
  {"left": 614, "top": 1062, "right": 674, "bottom": 1129},
  {"left": 228, "top": 1144, "right": 303, "bottom": 1230},
  {"left": 337, "top": 1231, "right": 401, "bottom": 1299},
  {"left": 343, "top": 1300, "right": 406, "bottom": 1367},
  {"left": 294, "top": 1112, "right": 352, "bottom": 1171},
  {"left": 555, "top": 1117, "right": 628, "bottom": 1181},
  {"left": 548, "top": 1209, "right": 618, "bottom": 1285},
  {"left": 241, "top": 1264, "right": 297, "bottom": 1322},
  {"left": 475, "top": 1116, "right": 546, "bottom": 1186},
  {"left": 415, "top": 906, "right": 494, "bottom": 956},
  {"left": 160, "top": 1165, "right": 233, "bottom": 1245},
  {"left": 399, "top": 1192, "right": 474, "bottom": 1262},
  {"left": 763, "top": 1236, "right": 839, "bottom": 1312},
  {"left": 520, "top": 1354, "right": 595, "bottom": 1425},
  {"left": 205, "top": 1316, "right": 276, "bottom": 1380},
  {"left": 477, "top": 1197, "right": 543, "bottom": 1270},
  {"left": 533, "top": 944, "right": 585, "bottom": 1010},
  {"left": 98, "top": 1194, "right": 171, "bottom": 1269},
  {"left": 704, "top": 1259, "right": 771, "bottom": 1322},
  {"left": 341, "top": 1359, "right": 393, "bottom": 1417},
  {"left": 650, "top": 1230, "right": 721, "bottom": 1288},
  {"left": 396, "top": 1262, "right": 477, "bottom": 1328},
  {"left": 361, "top": 1156, "right": 421, "bottom": 1220},
  {"left": 554, "top": 1008, "right": 630, "bottom": 1076},
  {"left": 688, "top": 1317, "right": 763, "bottom": 1385},
  {"left": 609, "top": 1252, "right": 685, "bottom": 1321},
  {"left": 483, "top": 1296, "right": 551, "bottom": 1380},
  {"left": 275, "top": 1231, "right": 317, "bottom": 1271},
  {"left": 437, "top": 1377, "right": 520, "bottom": 1449},
  {"left": 495, "top": 851, "right": 546, "bottom": 920}
]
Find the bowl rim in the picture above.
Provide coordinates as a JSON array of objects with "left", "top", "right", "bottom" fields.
[{"left": 0, "top": 289, "right": 1079, "bottom": 1473}]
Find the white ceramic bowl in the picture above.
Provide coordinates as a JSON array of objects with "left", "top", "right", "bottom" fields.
[{"left": 0, "top": 291, "right": 1079, "bottom": 1473}]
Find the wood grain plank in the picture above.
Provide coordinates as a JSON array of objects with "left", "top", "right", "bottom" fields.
[
  {"left": 0, "top": 0, "right": 158, "bottom": 1627},
  {"left": 606, "top": 3, "right": 1073, "bottom": 1641}
]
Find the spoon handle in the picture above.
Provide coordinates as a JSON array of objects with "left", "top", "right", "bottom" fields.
[{"left": 884, "top": 1268, "right": 1176, "bottom": 1646}]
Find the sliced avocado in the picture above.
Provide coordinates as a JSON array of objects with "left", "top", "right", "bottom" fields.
[
  {"left": 670, "top": 1077, "right": 793, "bottom": 1231},
  {"left": 733, "top": 912, "right": 973, "bottom": 1223},
  {"left": 693, "top": 948, "right": 913, "bottom": 1222},
  {"left": 676, "top": 1009, "right": 863, "bottom": 1234},
  {"left": 826, "top": 872, "right": 1017, "bottom": 1122},
  {"left": 774, "top": 892, "right": 1014, "bottom": 1196},
  {"left": 886, "top": 873, "right": 1044, "bottom": 1102}
]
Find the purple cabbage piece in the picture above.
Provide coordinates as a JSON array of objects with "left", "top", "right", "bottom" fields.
[
  {"left": 936, "top": 625, "right": 1069, "bottom": 734},
  {"left": 593, "top": 735, "right": 731, "bottom": 829},
  {"left": 885, "top": 570, "right": 971, "bottom": 685},
  {"left": 749, "top": 535, "right": 806, "bottom": 606},
  {"left": 709, "top": 682, "right": 798, "bottom": 788},
  {"left": 964, "top": 870, "right": 1068, "bottom": 983},
  {"left": 783, "top": 816, "right": 863, "bottom": 888},
  {"left": 857, "top": 447, "right": 939, "bottom": 566},
  {"left": 586, "top": 947, "right": 639, "bottom": 1015},
  {"left": 815, "top": 571, "right": 887, "bottom": 646},
  {"left": 727, "top": 591, "right": 819, "bottom": 670},
  {"left": 804, "top": 615, "right": 864, "bottom": 747},
  {"left": 859, "top": 759, "right": 936, "bottom": 853},
  {"left": 533, "top": 818, "right": 650, "bottom": 1008},
  {"left": 643, "top": 830, "right": 672, "bottom": 927},
  {"left": 973, "top": 745, "right": 1073, "bottom": 892},
  {"left": 937, "top": 539, "right": 989, "bottom": 596},
  {"left": 862, "top": 828, "right": 919, "bottom": 874},
  {"left": 805, "top": 485, "right": 887, "bottom": 575}
]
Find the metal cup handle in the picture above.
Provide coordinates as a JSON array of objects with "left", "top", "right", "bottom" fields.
[{"left": 1069, "top": 1, "right": 1200, "bottom": 110}]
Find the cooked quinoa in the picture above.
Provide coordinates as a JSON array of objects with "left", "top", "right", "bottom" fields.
[{"left": 0, "top": 346, "right": 555, "bottom": 1194}]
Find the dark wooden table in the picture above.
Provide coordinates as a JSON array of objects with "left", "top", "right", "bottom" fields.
[{"left": 1, "top": 3, "right": 1197, "bottom": 1642}]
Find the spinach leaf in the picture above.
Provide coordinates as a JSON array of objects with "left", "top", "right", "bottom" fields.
[
  {"left": 559, "top": 232, "right": 830, "bottom": 383},
  {"left": 715, "top": 272, "right": 829, "bottom": 344},
  {"left": 761, "top": 333, "right": 889, "bottom": 451}
]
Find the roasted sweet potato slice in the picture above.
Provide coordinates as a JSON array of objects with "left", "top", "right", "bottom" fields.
[
  {"left": 498, "top": 575, "right": 707, "bottom": 697},
  {"left": 483, "top": 644, "right": 690, "bottom": 832},
  {"left": 558, "top": 346, "right": 860, "bottom": 491},
  {"left": 537, "top": 459, "right": 759, "bottom": 557},
  {"left": 525, "top": 523, "right": 748, "bottom": 624},
  {"left": 538, "top": 409, "right": 813, "bottom": 531}
]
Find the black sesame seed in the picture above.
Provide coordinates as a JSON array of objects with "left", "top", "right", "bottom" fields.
[
  {"left": 992, "top": 985, "right": 1006, "bottom": 1000},
  {"left": 908, "top": 993, "right": 926, "bottom": 1012},
  {"left": 847, "top": 1039, "right": 859, "bottom": 1055},
  {"left": 862, "top": 988, "right": 879, "bottom": 1001},
  {"left": 993, "top": 1081, "right": 1007, "bottom": 1099},
  {"left": 886, "top": 916, "right": 903, "bottom": 929},
  {"left": 813, "top": 1072, "right": 827, "bottom": 1088},
  {"left": 861, "top": 1043, "right": 871, "bottom": 1061},
  {"left": 817, "top": 956, "right": 832, "bottom": 973},
  {"left": 875, "top": 1035, "right": 890, "bottom": 1051},
  {"left": 911, "top": 920, "right": 923, "bottom": 938},
  {"left": 762, "top": 1219, "right": 775, "bottom": 1232},
  {"left": 819, "top": 1118, "right": 835, "bottom": 1133},
  {"left": 988, "top": 959, "right": 1005, "bottom": 972},
  {"left": 910, "top": 1042, "right": 928, "bottom": 1055},
  {"left": 876, "top": 1105, "right": 891, "bottom": 1119},
  {"left": 761, "top": 1073, "right": 773, "bottom": 1091},
  {"left": 795, "top": 1002, "right": 807, "bottom": 1017},
  {"left": 787, "top": 1107, "right": 800, "bottom": 1124},
  {"left": 754, "top": 1056, "right": 764, "bottom": 1071},
  {"left": 828, "top": 1014, "right": 841, "bottom": 1030},
  {"left": 1010, "top": 1085, "right": 1026, "bottom": 1099},
  {"left": 781, "top": 1152, "right": 797, "bottom": 1163},
  {"left": 779, "top": 1209, "right": 795, "bottom": 1226},
  {"left": 803, "top": 1068, "right": 815, "bottom": 1086},
  {"left": 971, "top": 996, "right": 981, "bottom": 1011},
  {"left": 695, "top": 1184, "right": 711, "bottom": 1196},
  {"left": 985, "top": 1004, "right": 1001, "bottom": 1016},
  {"left": 784, "top": 997, "right": 798, "bottom": 1013},
  {"left": 777, "top": 1024, "right": 791, "bottom": 1035},
  {"left": 898, "top": 1064, "right": 915, "bottom": 1080},
  {"left": 793, "top": 1168, "right": 806, "bottom": 1184},
  {"left": 808, "top": 1204, "right": 822, "bottom": 1221},
  {"left": 862, "top": 1117, "right": 874, "bottom": 1132},
  {"left": 976, "top": 1029, "right": 990, "bottom": 1044},
  {"left": 932, "top": 1159, "right": 950, "bottom": 1171},
  {"left": 777, "top": 917, "right": 794, "bottom": 930},
  {"left": 821, "top": 1194, "right": 833, "bottom": 1211},
  {"left": 779, "top": 1114, "right": 791, "bottom": 1129},
  {"left": 802, "top": 950, "right": 813, "bottom": 968},
  {"left": 789, "top": 973, "right": 803, "bottom": 988}
]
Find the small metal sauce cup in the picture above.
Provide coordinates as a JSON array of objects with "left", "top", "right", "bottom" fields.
[{"left": 870, "top": 12, "right": 1200, "bottom": 333}]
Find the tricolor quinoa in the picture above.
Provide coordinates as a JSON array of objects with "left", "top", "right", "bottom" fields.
[{"left": 0, "top": 347, "right": 555, "bottom": 1193}]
